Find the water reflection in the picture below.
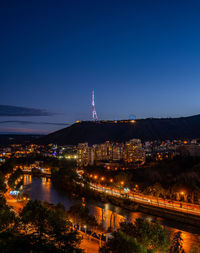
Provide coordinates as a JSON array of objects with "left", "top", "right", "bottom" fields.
[
  {"left": 23, "top": 176, "right": 200, "bottom": 252},
  {"left": 92, "top": 204, "right": 125, "bottom": 231},
  {"left": 23, "top": 174, "right": 32, "bottom": 184}
]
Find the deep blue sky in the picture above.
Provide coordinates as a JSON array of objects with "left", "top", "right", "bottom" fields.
[{"left": 1, "top": 0, "right": 200, "bottom": 134}]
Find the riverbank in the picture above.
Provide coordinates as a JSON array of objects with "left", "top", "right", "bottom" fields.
[
  {"left": 104, "top": 193, "right": 200, "bottom": 227},
  {"left": 52, "top": 176, "right": 200, "bottom": 228},
  {"left": 23, "top": 175, "right": 200, "bottom": 252},
  {"left": 5, "top": 190, "right": 26, "bottom": 213}
]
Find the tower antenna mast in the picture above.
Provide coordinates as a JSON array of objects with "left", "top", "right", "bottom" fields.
[{"left": 92, "top": 90, "right": 98, "bottom": 121}]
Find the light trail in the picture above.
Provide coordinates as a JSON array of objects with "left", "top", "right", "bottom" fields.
[
  {"left": 89, "top": 182, "right": 200, "bottom": 215},
  {"left": 76, "top": 171, "right": 200, "bottom": 216}
]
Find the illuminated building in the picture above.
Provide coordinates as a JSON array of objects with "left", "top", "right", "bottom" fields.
[
  {"left": 77, "top": 139, "right": 145, "bottom": 167},
  {"left": 124, "top": 139, "right": 145, "bottom": 163},
  {"left": 77, "top": 143, "right": 94, "bottom": 167},
  {"left": 94, "top": 141, "right": 113, "bottom": 161},
  {"left": 77, "top": 143, "right": 89, "bottom": 167},
  {"left": 112, "top": 143, "right": 123, "bottom": 161}
]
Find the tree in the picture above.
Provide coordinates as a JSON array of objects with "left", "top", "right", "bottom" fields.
[
  {"left": 20, "top": 199, "right": 83, "bottom": 252},
  {"left": 0, "top": 196, "right": 15, "bottom": 230},
  {"left": 0, "top": 172, "right": 6, "bottom": 193},
  {"left": 100, "top": 230, "right": 149, "bottom": 253},
  {"left": 0, "top": 231, "right": 32, "bottom": 253},
  {"left": 8, "top": 168, "right": 22, "bottom": 190},
  {"left": 47, "top": 207, "right": 82, "bottom": 252},
  {"left": 20, "top": 199, "right": 49, "bottom": 237},
  {"left": 134, "top": 218, "right": 170, "bottom": 252},
  {"left": 119, "top": 219, "right": 170, "bottom": 252},
  {"left": 68, "top": 203, "right": 97, "bottom": 228}
]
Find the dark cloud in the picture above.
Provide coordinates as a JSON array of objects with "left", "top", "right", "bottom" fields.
[
  {"left": 0, "top": 105, "right": 53, "bottom": 117},
  {"left": 0, "top": 120, "right": 68, "bottom": 126}
]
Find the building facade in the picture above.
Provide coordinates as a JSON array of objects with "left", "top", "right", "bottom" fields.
[{"left": 77, "top": 139, "right": 145, "bottom": 167}]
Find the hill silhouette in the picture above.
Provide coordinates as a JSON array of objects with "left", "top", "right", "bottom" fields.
[
  {"left": 39, "top": 114, "right": 200, "bottom": 145},
  {"left": 0, "top": 134, "right": 42, "bottom": 146}
]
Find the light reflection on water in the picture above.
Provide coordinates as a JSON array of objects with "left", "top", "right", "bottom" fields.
[{"left": 23, "top": 175, "right": 200, "bottom": 252}]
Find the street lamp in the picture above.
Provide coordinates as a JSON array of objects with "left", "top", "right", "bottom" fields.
[
  {"left": 180, "top": 191, "right": 185, "bottom": 202},
  {"left": 119, "top": 181, "right": 124, "bottom": 193},
  {"left": 83, "top": 225, "right": 87, "bottom": 234}
]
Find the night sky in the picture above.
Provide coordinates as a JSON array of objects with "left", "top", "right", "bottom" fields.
[{"left": 1, "top": 0, "right": 200, "bottom": 134}]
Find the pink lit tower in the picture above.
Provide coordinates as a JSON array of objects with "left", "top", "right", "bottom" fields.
[{"left": 92, "top": 90, "right": 98, "bottom": 121}]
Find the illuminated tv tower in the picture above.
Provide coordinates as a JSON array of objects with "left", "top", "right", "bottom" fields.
[{"left": 92, "top": 90, "right": 98, "bottom": 121}]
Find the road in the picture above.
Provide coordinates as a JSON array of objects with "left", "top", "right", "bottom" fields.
[
  {"left": 76, "top": 170, "right": 200, "bottom": 216},
  {"left": 5, "top": 191, "right": 25, "bottom": 213},
  {"left": 89, "top": 182, "right": 200, "bottom": 216},
  {"left": 80, "top": 237, "right": 99, "bottom": 253}
]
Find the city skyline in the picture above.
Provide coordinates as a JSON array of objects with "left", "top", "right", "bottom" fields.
[
  {"left": 2, "top": 0, "right": 200, "bottom": 134},
  {"left": 1, "top": 2, "right": 200, "bottom": 252}
]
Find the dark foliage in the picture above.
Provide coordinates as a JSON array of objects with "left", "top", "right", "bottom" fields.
[
  {"left": 0, "top": 197, "right": 83, "bottom": 253},
  {"left": 100, "top": 230, "right": 148, "bottom": 253}
]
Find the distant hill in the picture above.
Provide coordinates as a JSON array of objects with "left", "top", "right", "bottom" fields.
[
  {"left": 0, "top": 134, "right": 43, "bottom": 146},
  {"left": 39, "top": 114, "right": 200, "bottom": 145}
]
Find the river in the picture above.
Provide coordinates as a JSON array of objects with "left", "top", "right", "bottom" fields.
[{"left": 23, "top": 175, "right": 200, "bottom": 252}]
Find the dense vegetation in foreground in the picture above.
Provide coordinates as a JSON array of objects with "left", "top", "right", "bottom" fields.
[
  {"left": 100, "top": 219, "right": 200, "bottom": 253},
  {"left": 0, "top": 162, "right": 83, "bottom": 252},
  {"left": 0, "top": 198, "right": 83, "bottom": 252},
  {"left": 1, "top": 193, "right": 193, "bottom": 253}
]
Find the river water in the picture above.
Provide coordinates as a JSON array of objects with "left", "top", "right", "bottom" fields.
[{"left": 23, "top": 175, "right": 200, "bottom": 252}]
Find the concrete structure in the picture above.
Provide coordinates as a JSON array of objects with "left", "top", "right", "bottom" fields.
[
  {"left": 77, "top": 143, "right": 90, "bottom": 167},
  {"left": 123, "top": 139, "right": 145, "bottom": 163},
  {"left": 77, "top": 139, "right": 145, "bottom": 167},
  {"left": 77, "top": 143, "right": 94, "bottom": 167}
]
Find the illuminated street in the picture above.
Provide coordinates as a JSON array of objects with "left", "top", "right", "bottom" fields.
[
  {"left": 80, "top": 237, "right": 99, "bottom": 253},
  {"left": 77, "top": 170, "right": 200, "bottom": 216},
  {"left": 89, "top": 182, "right": 200, "bottom": 216},
  {"left": 22, "top": 175, "right": 200, "bottom": 252},
  {"left": 75, "top": 168, "right": 200, "bottom": 217}
]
